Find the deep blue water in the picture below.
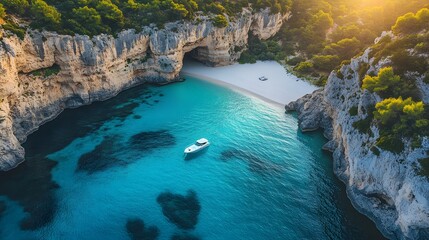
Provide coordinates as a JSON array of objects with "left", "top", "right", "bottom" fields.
[{"left": 0, "top": 77, "right": 385, "bottom": 240}]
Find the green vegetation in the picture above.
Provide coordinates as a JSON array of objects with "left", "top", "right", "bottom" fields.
[
  {"left": 311, "top": 55, "right": 339, "bottom": 72},
  {"left": 212, "top": 14, "right": 228, "bottom": 28},
  {"left": 2, "top": 21, "right": 26, "bottom": 39},
  {"left": 0, "top": 3, "right": 6, "bottom": 18},
  {"left": 370, "top": 146, "right": 380, "bottom": 156},
  {"left": 362, "top": 67, "right": 402, "bottom": 98},
  {"left": 29, "top": 64, "right": 61, "bottom": 78},
  {"left": 354, "top": 7, "right": 429, "bottom": 155},
  {"left": 392, "top": 8, "right": 429, "bottom": 35},
  {"left": 376, "top": 135, "right": 404, "bottom": 154},
  {"left": 294, "top": 61, "right": 313, "bottom": 74},
  {"left": 353, "top": 116, "right": 373, "bottom": 135},
  {"left": 349, "top": 106, "right": 358, "bottom": 116},
  {"left": 1, "top": 0, "right": 29, "bottom": 15},
  {"left": 30, "top": 0, "right": 61, "bottom": 27},
  {"left": 239, "top": 34, "right": 285, "bottom": 64},
  {"left": 374, "top": 97, "right": 428, "bottom": 137},
  {"left": 267, "top": 0, "right": 429, "bottom": 80},
  {"left": 419, "top": 157, "right": 429, "bottom": 177},
  {"left": 369, "top": 95, "right": 429, "bottom": 153},
  {"left": 0, "top": 0, "right": 292, "bottom": 36},
  {"left": 358, "top": 62, "right": 370, "bottom": 82}
]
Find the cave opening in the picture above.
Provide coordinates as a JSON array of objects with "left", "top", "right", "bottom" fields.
[{"left": 183, "top": 47, "right": 210, "bottom": 66}]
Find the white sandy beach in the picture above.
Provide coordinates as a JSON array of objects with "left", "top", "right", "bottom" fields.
[{"left": 181, "top": 60, "right": 318, "bottom": 105}]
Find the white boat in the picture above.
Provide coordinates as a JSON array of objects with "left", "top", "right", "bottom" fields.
[
  {"left": 184, "top": 138, "right": 210, "bottom": 155},
  {"left": 258, "top": 76, "right": 268, "bottom": 81}
]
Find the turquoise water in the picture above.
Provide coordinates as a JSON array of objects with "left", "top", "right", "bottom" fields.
[{"left": 0, "top": 77, "right": 385, "bottom": 240}]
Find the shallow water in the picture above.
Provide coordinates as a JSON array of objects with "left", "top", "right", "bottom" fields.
[{"left": 0, "top": 77, "right": 385, "bottom": 240}]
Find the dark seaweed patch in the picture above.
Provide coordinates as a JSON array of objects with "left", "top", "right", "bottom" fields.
[
  {"left": 220, "top": 149, "right": 284, "bottom": 175},
  {"left": 126, "top": 218, "right": 160, "bottom": 240},
  {"left": 157, "top": 190, "right": 201, "bottom": 230},
  {"left": 77, "top": 130, "right": 176, "bottom": 174},
  {"left": 129, "top": 130, "right": 176, "bottom": 152},
  {"left": 0, "top": 157, "right": 58, "bottom": 230},
  {"left": 133, "top": 115, "right": 142, "bottom": 119},
  {"left": 77, "top": 136, "right": 124, "bottom": 173},
  {"left": 171, "top": 233, "right": 200, "bottom": 240}
]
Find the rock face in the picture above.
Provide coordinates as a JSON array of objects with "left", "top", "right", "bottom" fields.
[
  {"left": 286, "top": 40, "right": 429, "bottom": 238},
  {"left": 0, "top": 8, "right": 287, "bottom": 171}
]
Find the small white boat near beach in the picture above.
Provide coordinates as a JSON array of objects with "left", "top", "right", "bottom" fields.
[
  {"left": 184, "top": 138, "right": 210, "bottom": 155},
  {"left": 258, "top": 76, "right": 268, "bottom": 81}
]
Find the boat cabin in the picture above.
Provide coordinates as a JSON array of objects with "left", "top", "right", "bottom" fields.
[{"left": 196, "top": 138, "right": 208, "bottom": 146}]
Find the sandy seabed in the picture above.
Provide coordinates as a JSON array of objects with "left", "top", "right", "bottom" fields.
[{"left": 181, "top": 60, "right": 319, "bottom": 106}]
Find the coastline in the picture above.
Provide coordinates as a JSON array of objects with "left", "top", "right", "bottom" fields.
[
  {"left": 180, "top": 60, "right": 318, "bottom": 106},
  {"left": 180, "top": 71, "right": 285, "bottom": 107}
]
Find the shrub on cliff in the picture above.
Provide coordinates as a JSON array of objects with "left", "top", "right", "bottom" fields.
[
  {"left": 0, "top": 3, "right": 6, "bottom": 18},
  {"left": 374, "top": 97, "right": 429, "bottom": 152},
  {"left": 212, "top": 14, "right": 228, "bottom": 28},
  {"left": 362, "top": 67, "right": 420, "bottom": 100},
  {"left": 362, "top": 67, "right": 402, "bottom": 98}
]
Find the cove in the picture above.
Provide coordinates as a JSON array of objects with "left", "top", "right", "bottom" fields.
[{"left": 0, "top": 76, "right": 385, "bottom": 239}]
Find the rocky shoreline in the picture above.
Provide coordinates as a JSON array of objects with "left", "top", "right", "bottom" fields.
[
  {"left": 286, "top": 47, "right": 429, "bottom": 239},
  {"left": 0, "top": 8, "right": 288, "bottom": 171}
]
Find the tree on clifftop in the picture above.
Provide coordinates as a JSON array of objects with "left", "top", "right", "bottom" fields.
[
  {"left": 1, "top": 0, "right": 29, "bottom": 15},
  {"left": 96, "top": 0, "right": 125, "bottom": 31},
  {"left": 30, "top": 0, "right": 61, "bottom": 27}
]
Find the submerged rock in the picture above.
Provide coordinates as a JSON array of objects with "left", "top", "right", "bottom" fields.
[
  {"left": 77, "top": 136, "right": 123, "bottom": 174},
  {"left": 126, "top": 218, "right": 159, "bottom": 240},
  {"left": 157, "top": 190, "right": 201, "bottom": 230},
  {"left": 129, "top": 130, "right": 176, "bottom": 152}
]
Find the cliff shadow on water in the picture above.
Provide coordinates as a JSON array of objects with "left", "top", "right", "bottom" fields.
[
  {"left": 0, "top": 83, "right": 162, "bottom": 230},
  {"left": 294, "top": 128, "right": 386, "bottom": 240}
]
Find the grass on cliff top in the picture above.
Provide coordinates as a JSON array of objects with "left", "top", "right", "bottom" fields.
[{"left": 29, "top": 64, "right": 61, "bottom": 78}]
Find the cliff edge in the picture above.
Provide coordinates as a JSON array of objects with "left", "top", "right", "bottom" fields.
[{"left": 286, "top": 35, "right": 429, "bottom": 239}]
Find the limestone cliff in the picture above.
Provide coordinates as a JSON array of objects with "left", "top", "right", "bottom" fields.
[
  {"left": 0, "top": 8, "right": 287, "bottom": 171},
  {"left": 286, "top": 35, "right": 429, "bottom": 239}
]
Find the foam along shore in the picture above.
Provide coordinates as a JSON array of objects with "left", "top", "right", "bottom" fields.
[{"left": 181, "top": 59, "right": 319, "bottom": 105}]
